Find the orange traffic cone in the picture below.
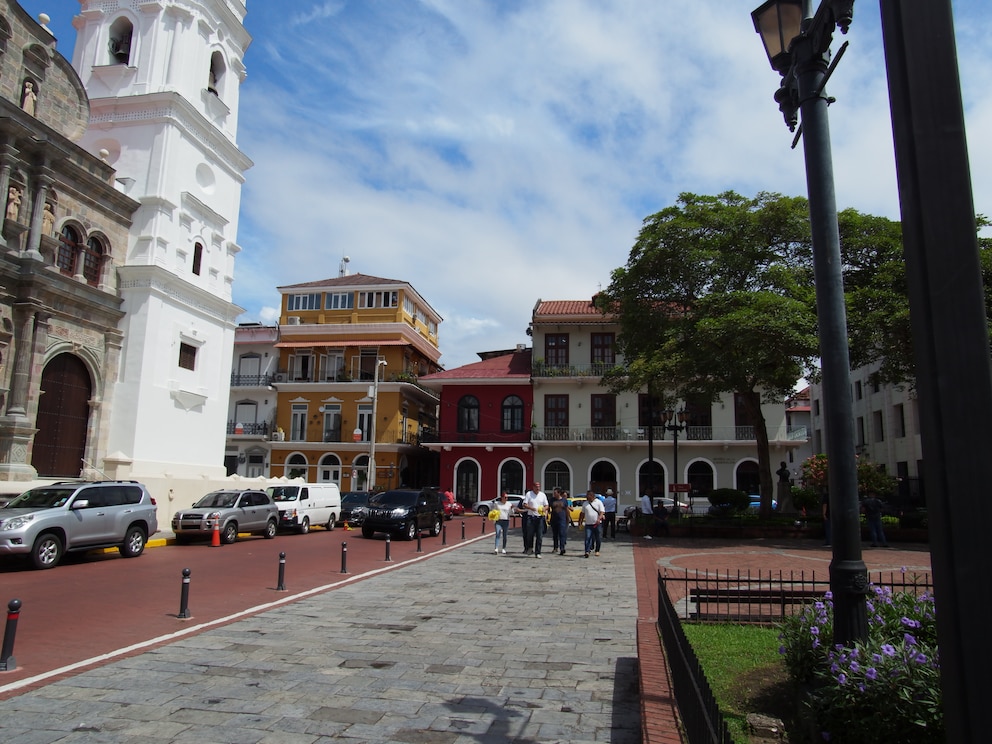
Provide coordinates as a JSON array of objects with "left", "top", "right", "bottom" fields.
[{"left": 210, "top": 520, "right": 221, "bottom": 547}]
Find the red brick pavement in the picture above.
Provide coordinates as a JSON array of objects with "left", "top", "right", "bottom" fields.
[{"left": 631, "top": 536, "right": 933, "bottom": 744}]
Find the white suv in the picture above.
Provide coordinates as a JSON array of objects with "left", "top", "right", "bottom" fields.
[{"left": 0, "top": 481, "right": 159, "bottom": 569}]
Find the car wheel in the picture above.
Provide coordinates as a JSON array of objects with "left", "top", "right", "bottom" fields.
[
  {"left": 326, "top": 514, "right": 336, "bottom": 532},
  {"left": 429, "top": 514, "right": 442, "bottom": 537},
  {"left": 119, "top": 525, "right": 147, "bottom": 558},
  {"left": 222, "top": 521, "right": 239, "bottom": 544},
  {"left": 299, "top": 517, "right": 310, "bottom": 535},
  {"left": 264, "top": 519, "right": 277, "bottom": 539},
  {"left": 404, "top": 520, "right": 418, "bottom": 541},
  {"left": 477, "top": 505, "right": 489, "bottom": 517},
  {"left": 31, "top": 532, "right": 64, "bottom": 570},
  {"left": 361, "top": 525, "right": 374, "bottom": 539}
]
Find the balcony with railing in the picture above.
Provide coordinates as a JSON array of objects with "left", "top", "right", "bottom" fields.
[
  {"left": 230, "top": 373, "right": 276, "bottom": 387},
  {"left": 531, "top": 361, "right": 619, "bottom": 378},
  {"left": 227, "top": 421, "right": 270, "bottom": 436},
  {"left": 531, "top": 425, "right": 806, "bottom": 442},
  {"left": 419, "top": 430, "right": 531, "bottom": 445}
]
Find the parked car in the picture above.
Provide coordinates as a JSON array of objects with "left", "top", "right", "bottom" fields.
[
  {"left": 361, "top": 488, "right": 444, "bottom": 540},
  {"left": 172, "top": 489, "right": 278, "bottom": 544},
  {"left": 339, "top": 491, "right": 371, "bottom": 527},
  {"left": 267, "top": 482, "right": 341, "bottom": 533},
  {"left": 746, "top": 495, "right": 778, "bottom": 512},
  {"left": 659, "top": 497, "right": 691, "bottom": 515},
  {"left": 441, "top": 491, "right": 465, "bottom": 520},
  {"left": 472, "top": 494, "right": 524, "bottom": 517},
  {"left": 0, "top": 480, "right": 159, "bottom": 570}
]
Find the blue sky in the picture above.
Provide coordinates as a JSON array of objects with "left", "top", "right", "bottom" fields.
[{"left": 23, "top": 1, "right": 992, "bottom": 371}]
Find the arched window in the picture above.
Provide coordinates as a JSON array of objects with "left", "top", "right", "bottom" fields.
[
  {"left": 501, "top": 395, "right": 524, "bottom": 432},
  {"left": 57, "top": 225, "right": 81, "bottom": 276},
  {"left": 208, "top": 51, "right": 225, "bottom": 96},
  {"left": 82, "top": 237, "right": 104, "bottom": 286},
  {"left": 457, "top": 395, "right": 479, "bottom": 433},
  {"left": 108, "top": 17, "right": 133, "bottom": 65},
  {"left": 192, "top": 242, "right": 203, "bottom": 275},
  {"left": 286, "top": 453, "right": 308, "bottom": 480},
  {"left": 543, "top": 460, "right": 571, "bottom": 494},
  {"left": 499, "top": 460, "right": 524, "bottom": 495}
]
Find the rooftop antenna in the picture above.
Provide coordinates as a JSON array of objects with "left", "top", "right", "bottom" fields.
[{"left": 339, "top": 255, "right": 351, "bottom": 277}]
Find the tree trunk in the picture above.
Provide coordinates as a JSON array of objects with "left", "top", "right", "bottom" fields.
[{"left": 744, "top": 390, "right": 775, "bottom": 519}]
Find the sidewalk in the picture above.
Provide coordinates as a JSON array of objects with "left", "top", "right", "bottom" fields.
[{"left": 0, "top": 531, "right": 645, "bottom": 743}]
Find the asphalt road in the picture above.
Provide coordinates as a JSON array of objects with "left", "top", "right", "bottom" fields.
[{"left": 0, "top": 518, "right": 488, "bottom": 697}]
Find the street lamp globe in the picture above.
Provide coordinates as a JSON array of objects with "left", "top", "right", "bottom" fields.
[{"left": 751, "top": 0, "right": 803, "bottom": 73}]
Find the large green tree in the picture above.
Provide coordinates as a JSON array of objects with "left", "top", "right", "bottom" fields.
[
  {"left": 841, "top": 211, "right": 992, "bottom": 387},
  {"left": 597, "top": 191, "right": 820, "bottom": 516}
]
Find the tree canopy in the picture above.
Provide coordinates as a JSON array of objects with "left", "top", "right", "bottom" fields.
[{"left": 597, "top": 191, "right": 821, "bottom": 515}]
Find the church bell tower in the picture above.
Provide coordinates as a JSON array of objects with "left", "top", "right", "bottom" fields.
[{"left": 71, "top": 1, "right": 253, "bottom": 478}]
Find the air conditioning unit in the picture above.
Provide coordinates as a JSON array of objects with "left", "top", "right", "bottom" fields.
[
  {"left": 286, "top": 316, "right": 301, "bottom": 325},
  {"left": 274, "top": 373, "right": 286, "bottom": 382}
]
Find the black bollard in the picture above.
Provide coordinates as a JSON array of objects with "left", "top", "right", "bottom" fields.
[
  {"left": 276, "top": 552, "right": 286, "bottom": 591},
  {"left": 177, "top": 568, "right": 191, "bottom": 619},
  {"left": 481, "top": 516, "right": 487, "bottom": 535},
  {"left": 384, "top": 533, "right": 392, "bottom": 562},
  {"left": 340, "top": 541, "right": 348, "bottom": 574},
  {"left": 0, "top": 599, "right": 21, "bottom": 672},
  {"left": 442, "top": 524, "right": 447, "bottom": 545},
  {"left": 416, "top": 529, "right": 423, "bottom": 553},
  {"left": 461, "top": 520, "right": 466, "bottom": 540}
]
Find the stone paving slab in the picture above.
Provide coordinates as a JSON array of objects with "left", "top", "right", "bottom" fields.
[{"left": 0, "top": 534, "right": 641, "bottom": 744}]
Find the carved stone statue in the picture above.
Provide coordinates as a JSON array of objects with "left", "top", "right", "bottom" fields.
[
  {"left": 42, "top": 202, "right": 55, "bottom": 236},
  {"left": 21, "top": 81, "right": 37, "bottom": 116},
  {"left": 5, "top": 186, "right": 21, "bottom": 222}
]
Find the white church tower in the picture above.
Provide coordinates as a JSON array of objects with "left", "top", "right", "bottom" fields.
[{"left": 71, "top": 1, "right": 252, "bottom": 479}]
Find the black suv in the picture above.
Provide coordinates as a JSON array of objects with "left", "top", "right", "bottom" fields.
[{"left": 361, "top": 488, "right": 444, "bottom": 541}]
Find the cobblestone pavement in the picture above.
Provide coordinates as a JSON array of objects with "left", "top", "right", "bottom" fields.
[{"left": 0, "top": 531, "right": 642, "bottom": 744}]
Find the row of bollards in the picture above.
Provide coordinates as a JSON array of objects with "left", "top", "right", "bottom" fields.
[{"left": 7, "top": 521, "right": 483, "bottom": 670}]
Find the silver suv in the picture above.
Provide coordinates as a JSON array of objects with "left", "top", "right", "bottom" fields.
[
  {"left": 0, "top": 481, "right": 159, "bottom": 570},
  {"left": 172, "top": 489, "right": 279, "bottom": 544}
]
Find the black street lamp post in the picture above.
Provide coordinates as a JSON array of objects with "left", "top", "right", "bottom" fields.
[
  {"left": 661, "top": 409, "right": 688, "bottom": 509},
  {"left": 751, "top": 0, "right": 867, "bottom": 645}
]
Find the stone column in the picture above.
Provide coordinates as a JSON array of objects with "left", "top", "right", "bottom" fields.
[
  {"left": 24, "top": 172, "right": 53, "bottom": 261},
  {"left": 0, "top": 302, "right": 41, "bottom": 480},
  {"left": 0, "top": 141, "right": 19, "bottom": 250}
]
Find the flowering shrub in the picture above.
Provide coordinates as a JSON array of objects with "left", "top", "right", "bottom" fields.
[{"left": 779, "top": 580, "right": 942, "bottom": 742}]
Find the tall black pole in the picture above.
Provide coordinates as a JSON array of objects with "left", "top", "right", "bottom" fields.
[
  {"left": 792, "top": 1, "right": 867, "bottom": 644},
  {"left": 879, "top": 1, "right": 992, "bottom": 738},
  {"left": 646, "top": 387, "right": 655, "bottom": 498}
]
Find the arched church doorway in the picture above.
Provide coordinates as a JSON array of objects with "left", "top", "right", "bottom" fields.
[{"left": 32, "top": 353, "right": 91, "bottom": 477}]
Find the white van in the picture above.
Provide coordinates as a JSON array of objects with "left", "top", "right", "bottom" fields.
[{"left": 266, "top": 483, "right": 341, "bottom": 534}]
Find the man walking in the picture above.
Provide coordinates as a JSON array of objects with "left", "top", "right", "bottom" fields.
[
  {"left": 580, "top": 490, "right": 605, "bottom": 557},
  {"left": 520, "top": 481, "right": 548, "bottom": 558},
  {"left": 602, "top": 489, "right": 618, "bottom": 539},
  {"left": 861, "top": 491, "right": 889, "bottom": 548},
  {"left": 639, "top": 491, "right": 654, "bottom": 540}
]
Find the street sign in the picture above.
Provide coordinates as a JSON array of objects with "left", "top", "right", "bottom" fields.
[{"left": 669, "top": 483, "right": 692, "bottom": 493}]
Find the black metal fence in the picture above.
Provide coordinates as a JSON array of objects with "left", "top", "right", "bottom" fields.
[
  {"left": 656, "top": 572, "right": 734, "bottom": 744},
  {"left": 655, "top": 568, "right": 934, "bottom": 743},
  {"left": 663, "top": 568, "right": 933, "bottom": 624}
]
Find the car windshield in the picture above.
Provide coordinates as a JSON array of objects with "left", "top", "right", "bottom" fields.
[
  {"left": 5, "top": 488, "right": 75, "bottom": 509},
  {"left": 267, "top": 486, "right": 299, "bottom": 502},
  {"left": 342, "top": 493, "right": 369, "bottom": 506},
  {"left": 371, "top": 491, "right": 417, "bottom": 507},
  {"left": 193, "top": 492, "right": 237, "bottom": 509}
]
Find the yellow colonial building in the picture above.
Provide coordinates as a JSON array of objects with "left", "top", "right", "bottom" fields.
[{"left": 268, "top": 270, "right": 443, "bottom": 491}]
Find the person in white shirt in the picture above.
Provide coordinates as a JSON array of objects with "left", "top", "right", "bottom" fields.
[
  {"left": 602, "top": 489, "right": 618, "bottom": 539},
  {"left": 579, "top": 490, "right": 606, "bottom": 557},
  {"left": 520, "top": 481, "right": 549, "bottom": 557},
  {"left": 492, "top": 492, "right": 516, "bottom": 554},
  {"left": 640, "top": 492, "right": 655, "bottom": 540}
]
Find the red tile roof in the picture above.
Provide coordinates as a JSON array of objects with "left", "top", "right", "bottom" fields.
[
  {"left": 422, "top": 349, "right": 532, "bottom": 382},
  {"left": 534, "top": 299, "right": 604, "bottom": 317},
  {"left": 278, "top": 273, "right": 405, "bottom": 290}
]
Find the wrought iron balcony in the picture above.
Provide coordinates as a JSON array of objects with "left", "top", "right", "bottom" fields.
[
  {"left": 531, "top": 361, "right": 619, "bottom": 378},
  {"left": 227, "top": 421, "right": 270, "bottom": 436},
  {"left": 230, "top": 373, "right": 275, "bottom": 387}
]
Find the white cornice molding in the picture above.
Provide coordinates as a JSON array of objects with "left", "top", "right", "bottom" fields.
[{"left": 117, "top": 264, "right": 243, "bottom": 322}]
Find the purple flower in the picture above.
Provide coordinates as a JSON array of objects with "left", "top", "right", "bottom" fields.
[
  {"left": 837, "top": 673, "right": 847, "bottom": 685},
  {"left": 901, "top": 617, "right": 921, "bottom": 629},
  {"left": 881, "top": 644, "right": 896, "bottom": 657},
  {"left": 904, "top": 633, "right": 918, "bottom": 647},
  {"left": 866, "top": 667, "right": 878, "bottom": 681}
]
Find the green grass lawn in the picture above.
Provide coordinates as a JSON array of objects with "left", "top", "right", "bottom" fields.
[{"left": 682, "top": 623, "right": 793, "bottom": 743}]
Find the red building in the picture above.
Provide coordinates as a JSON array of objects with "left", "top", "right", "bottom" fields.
[{"left": 419, "top": 347, "right": 534, "bottom": 507}]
